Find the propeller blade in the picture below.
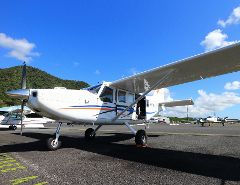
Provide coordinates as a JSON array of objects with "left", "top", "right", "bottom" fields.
[
  {"left": 6, "top": 62, "right": 28, "bottom": 136},
  {"left": 20, "top": 100, "right": 24, "bottom": 136},
  {"left": 7, "top": 62, "right": 29, "bottom": 100},
  {"left": 21, "top": 62, "right": 27, "bottom": 135},
  {"left": 21, "top": 62, "right": 26, "bottom": 89}
]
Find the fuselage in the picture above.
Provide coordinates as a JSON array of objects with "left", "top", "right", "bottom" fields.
[
  {"left": 26, "top": 82, "right": 161, "bottom": 125},
  {"left": 206, "top": 116, "right": 218, "bottom": 123}
]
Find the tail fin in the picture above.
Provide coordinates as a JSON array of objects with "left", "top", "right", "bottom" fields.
[
  {"left": 151, "top": 89, "right": 165, "bottom": 103},
  {"left": 146, "top": 89, "right": 165, "bottom": 120}
]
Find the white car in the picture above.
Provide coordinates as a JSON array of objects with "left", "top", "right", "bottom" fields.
[{"left": 149, "top": 118, "right": 158, "bottom": 123}]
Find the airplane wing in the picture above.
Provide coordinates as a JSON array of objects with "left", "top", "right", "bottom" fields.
[
  {"left": 0, "top": 107, "right": 12, "bottom": 113},
  {"left": 225, "top": 119, "right": 240, "bottom": 123},
  {"left": 159, "top": 98, "right": 194, "bottom": 107},
  {"left": 11, "top": 108, "right": 32, "bottom": 115},
  {"left": 110, "top": 42, "right": 240, "bottom": 94}
]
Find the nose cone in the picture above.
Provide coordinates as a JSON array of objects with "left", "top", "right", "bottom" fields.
[{"left": 6, "top": 89, "right": 29, "bottom": 100}]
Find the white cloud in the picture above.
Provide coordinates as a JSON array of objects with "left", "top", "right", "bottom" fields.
[
  {"left": 0, "top": 33, "right": 40, "bottom": 62},
  {"left": 200, "top": 29, "right": 238, "bottom": 51},
  {"left": 163, "top": 89, "right": 240, "bottom": 118},
  {"left": 163, "top": 88, "right": 173, "bottom": 102},
  {"left": 218, "top": 6, "right": 240, "bottom": 27},
  {"left": 224, "top": 81, "right": 240, "bottom": 90},
  {"left": 194, "top": 90, "right": 240, "bottom": 112},
  {"left": 73, "top": 62, "right": 79, "bottom": 67},
  {"left": 95, "top": 70, "right": 100, "bottom": 75},
  {"left": 127, "top": 68, "right": 140, "bottom": 75}
]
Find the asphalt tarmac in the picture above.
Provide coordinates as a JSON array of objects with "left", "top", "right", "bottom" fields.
[{"left": 0, "top": 123, "right": 240, "bottom": 185}]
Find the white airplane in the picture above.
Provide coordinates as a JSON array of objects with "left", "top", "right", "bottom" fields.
[
  {"left": 198, "top": 116, "right": 220, "bottom": 127},
  {"left": 0, "top": 107, "right": 55, "bottom": 130},
  {"left": 6, "top": 42, "right": 240, "bottom": 150},
  {"left": 204, "top": 116, "right": 219, "bottom": 123},
  {"left": 201, "top": 116, "right": 240, "bottom": 126}
]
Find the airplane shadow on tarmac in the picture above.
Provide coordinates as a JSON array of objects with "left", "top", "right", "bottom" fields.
[{"left": 1, "top": 131, "right": 240, "bottom": 184}]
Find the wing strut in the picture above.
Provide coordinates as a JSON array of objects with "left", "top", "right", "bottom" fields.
[{"left": 112, "top": 68, "right": 178, "bottom": 122}]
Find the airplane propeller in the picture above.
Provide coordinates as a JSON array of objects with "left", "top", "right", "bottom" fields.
[
  {"left": 20, "top": 62, "right": 27, "bottom": 135},
  {"left": 6, "top": 62, "right": 29, "bottom": 135}
]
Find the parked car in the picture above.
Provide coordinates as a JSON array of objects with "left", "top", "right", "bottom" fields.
[{"left": 149, "top": 118, "right": 158, "bottom": 123}]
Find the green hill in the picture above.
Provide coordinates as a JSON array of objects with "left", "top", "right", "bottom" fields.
[{"left": 0, "top": 65, "right": 90, "bottom": 107}]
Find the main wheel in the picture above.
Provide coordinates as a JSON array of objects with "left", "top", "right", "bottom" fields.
[
  {"left": 135, "top": 130, "right": 148, "bottom": 147},
  {"left": 9, "top": 125, "right": 17, "bottom": 130},
  {"left": 46, "top": 138, "right": 61, "bottom": 151},
  {"left": 85, "top": 128, "right": 95, "bottom": 140}
]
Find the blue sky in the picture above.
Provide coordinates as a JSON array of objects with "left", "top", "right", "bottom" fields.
[{"left": 1, "top": 1, "right": 240, "bottom": 118}]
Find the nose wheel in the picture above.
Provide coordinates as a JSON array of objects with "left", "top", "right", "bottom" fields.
[
  {"left": 46, "top": 138, "right": 62, "bottom": 150},
  {"left": 46, "top": 122, "right": 62, "bottom": 151}
]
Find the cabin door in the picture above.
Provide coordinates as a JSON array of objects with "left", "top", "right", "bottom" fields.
[
  {"left": 98, "top": 86, "right": 116, "bottom": 119},
  {"left": 136, "top": 96, "right": 146, "bottom": 120},
  {"left": 115, "top": 90, "right": 133, "bottom": 120}
]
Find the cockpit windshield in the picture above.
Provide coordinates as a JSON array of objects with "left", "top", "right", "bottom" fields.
[
  {"left": 207, "top": 116, "right": 213, "bottom": 118},
  {"left": 83, "top": 84, "right": 102, "bottom": 94},
  {"left": 3, "top": 112, "right": 26, "bottom": 119}
]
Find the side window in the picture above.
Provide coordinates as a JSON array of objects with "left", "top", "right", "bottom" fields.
[
  {"left": 100, "top": 87, "right": 113, "bottom": 103},
  {"left": 129, "top": 93, "right": 135, "bottom": 103},
  {"left": 118, "top": 90, "right": 126, "bottom": 103}
]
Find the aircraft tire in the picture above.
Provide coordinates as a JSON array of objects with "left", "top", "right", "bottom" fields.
[
  {"left": 46, "top": 138, "right": 61, "bottom": 151},
  {"left": 135, "top": 130, "right": 148, "bottom": 147},
  {"left": 12, "top": 126, "right": 17, "bottom": 130},
  {"left": 85, "top": 128, "right": 95, "bottom": 140},
  {"left": 9, "top": 126, "right": 13, "bottom": 130}
]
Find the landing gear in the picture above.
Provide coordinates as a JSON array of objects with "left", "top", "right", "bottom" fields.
[
  {"left": 135, "top": 130, "right": 148, "bottom": 147},
  {"left": 46, "top": 122, "right": 62, "bottom": 151},
  {"left": 125, "top": 122, "right": 148, "bottom": 147},
  {"left": 85, "top": 125, "right": 102, "bottom": 140},
  {"left": 85, "top": 128, "right": 95, "bottom": 140},
  {"left": 45, "top": 121, "right": 148, "bottom": 150},
  {"left": 46, "top": 138, "right": 62, "bottom": 150},
  {"left": 9, "top": 125, "right": 17, "bottom": 130}
]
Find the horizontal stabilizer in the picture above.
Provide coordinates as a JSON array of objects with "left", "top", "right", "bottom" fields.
[{"left": 159, "top": 98, "right": 194, "bottom": 107}]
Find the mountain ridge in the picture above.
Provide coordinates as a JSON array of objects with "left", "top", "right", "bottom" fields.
[{"left": 0, "top": 65, "right": 90, "bottom": 107}]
